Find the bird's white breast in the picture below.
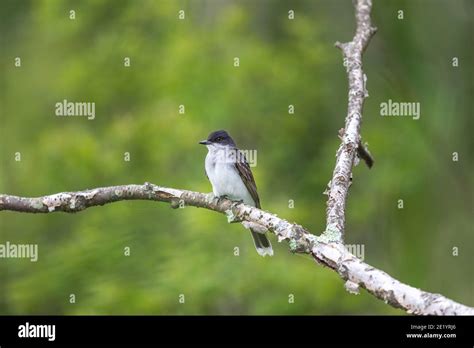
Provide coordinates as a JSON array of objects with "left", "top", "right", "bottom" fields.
[{"left": 205, "top": 146, "right": 255, "bottom": 206}]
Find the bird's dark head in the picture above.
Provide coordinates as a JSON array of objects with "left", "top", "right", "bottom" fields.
[{"left": 199, "top": 130, "right": 236, "bottom": 147}]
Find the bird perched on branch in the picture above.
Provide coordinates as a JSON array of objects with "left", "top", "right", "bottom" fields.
[{"left": 199, "top": 130, "right": 273, "bottom": 256}]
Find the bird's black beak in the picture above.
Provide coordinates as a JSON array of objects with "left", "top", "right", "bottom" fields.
[{"left": 199, "top": 140, "right": 210, "bottom": 145}]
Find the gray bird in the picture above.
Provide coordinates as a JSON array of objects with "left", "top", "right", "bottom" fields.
[{"left": 199, "top": 130, "right": 273, "bottom": 256}]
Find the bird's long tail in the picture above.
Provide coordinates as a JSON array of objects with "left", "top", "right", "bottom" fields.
[{"left": 251, "top": 230, "right": 273, "bottom": 257}]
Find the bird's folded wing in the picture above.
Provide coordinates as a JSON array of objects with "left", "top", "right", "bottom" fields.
[{"left": 234, "top": 151, "right": 261, "bottom": 209}]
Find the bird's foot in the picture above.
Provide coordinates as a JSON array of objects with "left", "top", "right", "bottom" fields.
[{"left": 225, "top": 199, "right": 245, "bottom": 224}]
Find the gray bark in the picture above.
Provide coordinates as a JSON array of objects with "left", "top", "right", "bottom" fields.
[
  {"left": 1, "top": 183, "right": 473, "bottom": 315},
  {"left": 325, "top": 0, "right": 377, "bottom": 242}
]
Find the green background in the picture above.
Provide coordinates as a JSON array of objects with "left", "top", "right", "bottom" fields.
[{"left": 0, "top": 0, "right": 472, "bottom": 314}]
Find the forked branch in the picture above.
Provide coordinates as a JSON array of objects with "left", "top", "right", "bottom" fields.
[{"left": 0, "top": 183, "right": 473, "bottom": 315}]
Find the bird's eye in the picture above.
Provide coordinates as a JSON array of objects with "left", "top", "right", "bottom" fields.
[{"left": 215, "top": 137, "right": 223, "bottom": 142}]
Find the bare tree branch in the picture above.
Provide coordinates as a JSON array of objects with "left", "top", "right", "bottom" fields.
[
  {"left": 324, "top": 0, "right": 377, "bottom": 242},
  {"left": 0, "top": 183, "right": 472, "bottom": 315}
]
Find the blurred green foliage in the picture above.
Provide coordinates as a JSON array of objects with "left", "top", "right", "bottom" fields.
[{"left": 0, "top": 0, "right": 472, "bottom": 314}]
